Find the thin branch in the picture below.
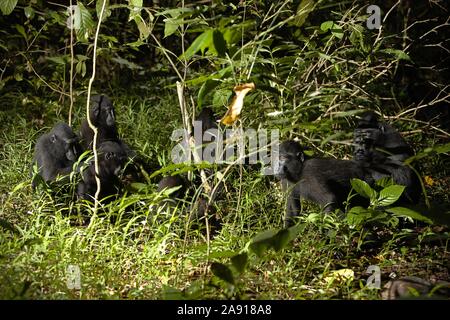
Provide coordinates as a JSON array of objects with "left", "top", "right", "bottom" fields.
[
  {"left": 86, "top": 0, "right": 107, "bottom": 212},
  {"left": 68, "top": 0, "right": 74, "bottom": 127}
]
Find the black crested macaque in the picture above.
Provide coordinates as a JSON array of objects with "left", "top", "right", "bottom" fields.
[
  {"left": 80, "top": 95, "right": 118, "bottom": 150},
  {"left": 77, "top": 141, "right": 127, "bottom": 202},
  {"left": 353, "top": 111, "right": 420, "bottom": 203},
  {"left": 353, "top": 111, "right": 413, "bottom": 162},
  {"left": 157, "top": 175, "right": 187, "bottom": 200},
  {"left": 32, "top": 122, "right": 82, "bottom": 187},
  {"left": 195, "top": 107, "right": 218, "bottom": 134},
  {"left": 80, "top": 94, "right": 154, "bottom": 182},
  {"left": 276, "top": 140, "right": 369, "bottom": 227},
  {"left": 193, "top": 107, "right": 219, "bottom": 162}
]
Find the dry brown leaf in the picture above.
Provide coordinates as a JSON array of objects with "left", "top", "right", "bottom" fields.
[{"left": 220, "top": 82, "right": 255, "bottom": 125}]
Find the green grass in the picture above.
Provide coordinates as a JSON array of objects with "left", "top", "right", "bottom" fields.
[{"left": 0, "top": 90, "right": 449, "bottom": 300}]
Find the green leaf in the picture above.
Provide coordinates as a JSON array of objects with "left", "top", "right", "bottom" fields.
[
  {"left": 198, "top": 79, "right": 220, "bottom": 108},
  {"left": 223, "top": 27, "right": 240, "bottom": 46},
  {"left": 162, "top": 286, "right": 185, "bottom": 300},
  {"left": 249, "top": 228, "right": 299, "bottom": 257},
  {"left": 134, "top": 15, "right": 151, "bottom": 40},
  {"left": 24, "top": 6, "right": 34, "bottom": 20},
  {"left": 12, "top": 181, "right": 28, "bottom": 193},
  {"left": 164, "top": 17, "right": 179, "bottom": 38},
  {"left": 208, "top": 250, "right": 237, "bottom": 259},
  {"left": 375, "top": 177, "right": 394, "bottom": 188},
  {"left": 433, "top": 142, "right": 450, "bottom": 154},
  {"left": 320, "top": 21, "right": 334, "bottom": 31},
  {"left": 212, "top": 88, "right": 232, "bottom": 107},
  {"left": 0, "top": 0, "right": 18, "bottom": 15},
  {"left": 270, "top": 229, "right": 291, "bottom": 251},
  {"left": 378, "top": 185, "right": 405, "bottom": 206},
  {"left": 351, "top": 178, "right": 377, "bottom": 201},
  {"left": 47, "top": 56, "right": 67, "bottom": 65},
  {"left": 349, "top": 25, "right": 363, "bottom": 46},
  {"left": 406, "top": 142, "right": 450, "bottom": 165},
  {"left": 231, "top": 253, "right": 248, "bottom": 274},
  {"left": 96, "top": 0, "right": 110, "bottom": 22},
  {"left": 15, "top": 25, "right": 27, "bottom": 41},
  {"left": 381, "top": 49, "right": 411, "bottom": 61},
  {"left": 129, "top": 0, "right": 143, "bottom": 7},
  {"left": 293, "top": 0, "right": 315, "bottom": 27},
  {"left": 320, "top": 21, "right": 343, "bottom": 39},
  {"left": 249, "top": 229, "right": 278, "bottom": 257},
  {"left": 155, "top": 7, "right": 192, "bottom": 17},
  {"left": 111, "top": 56, "right": 143, "bottom": 70},
  {"left": 180, "top": 29, "right": 213, "bottom": 60},
  {"left": 128, "top": 0, "right": 142, "bottom": 22},
  {"left": 129, "top": 182, "right": 148, "bottom": 191},
  {"left": 331, "top": 24, "right": 343, "bottom": 39},
  {"left": 386, "top": 207, "right": 433, "bottom": 224},
  {"left": 210, "top": 262, "right": 235, "bottom": 285},
  {"left": 75, "top": 2, "right": 95, "bottom": 43},
  {"left": 212, "top": 29, "right": 227, "bottom": 57},
  {"left": 346, "top": 206, "right": 373, "bottom": 227}
]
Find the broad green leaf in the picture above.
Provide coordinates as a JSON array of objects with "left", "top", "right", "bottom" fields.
[
  {"left": 249, "top": 227, "right": 299, "bottom": 257},
  {"left": 386, "top": 207, "right": 433, "bottom": 224},
  {"left": 212, "top": 88, "right": 232, "bottom": 107},
  {"left": 211, "top": 262, "right": 235, "bottom": 285},
  {"left": 134, "top": 15, "right": 151, "bottom": 40},
  {"left": 76, "top": 54, "right": 89, "bottom": 62},
  {"left": 346, "top": 206, "right": 372, "bottom": 227},
  {"left": 198, "top": 79, "right": 220, "bottom": 108},
  {"left": 293, "top": 0, "right": 315, "bottom": 27},
  {"left": 96, "top": 0, "right": 110, "bottom": 22},
  {"left": 375, "top": 177, "right": 394, "bottom": 188},
  {"left": 75, "top": 2, "right": 95, "bottom": 43},
  {"left": 249, "top": 229, "right": 278, "bottom": 257},
  {"left": 378, "top": 185, "right": 405, "bottom": 206},
  {"left": 0, "top": 0, "right": 18, "bottom": 15},
  {"left": 270, "top": 229, "right": 291, "bottom": 251},
  {"left": 231, "top": 253, "right": 248, "bottom": 274},
  {"left": 212, "top": 29, "right": 227, "bottom": 57},
  {"left": 164, "top": 17, "right": 179, "bottom": 38},
  {"left": 223, "top": 27, "right": 240, "bottom": 46},
  {"left": 351, "top": 178, "right": 377, "bottom": 201},
  {"left": 180, "top": 29, "right": 213, "bottom": 60}
]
